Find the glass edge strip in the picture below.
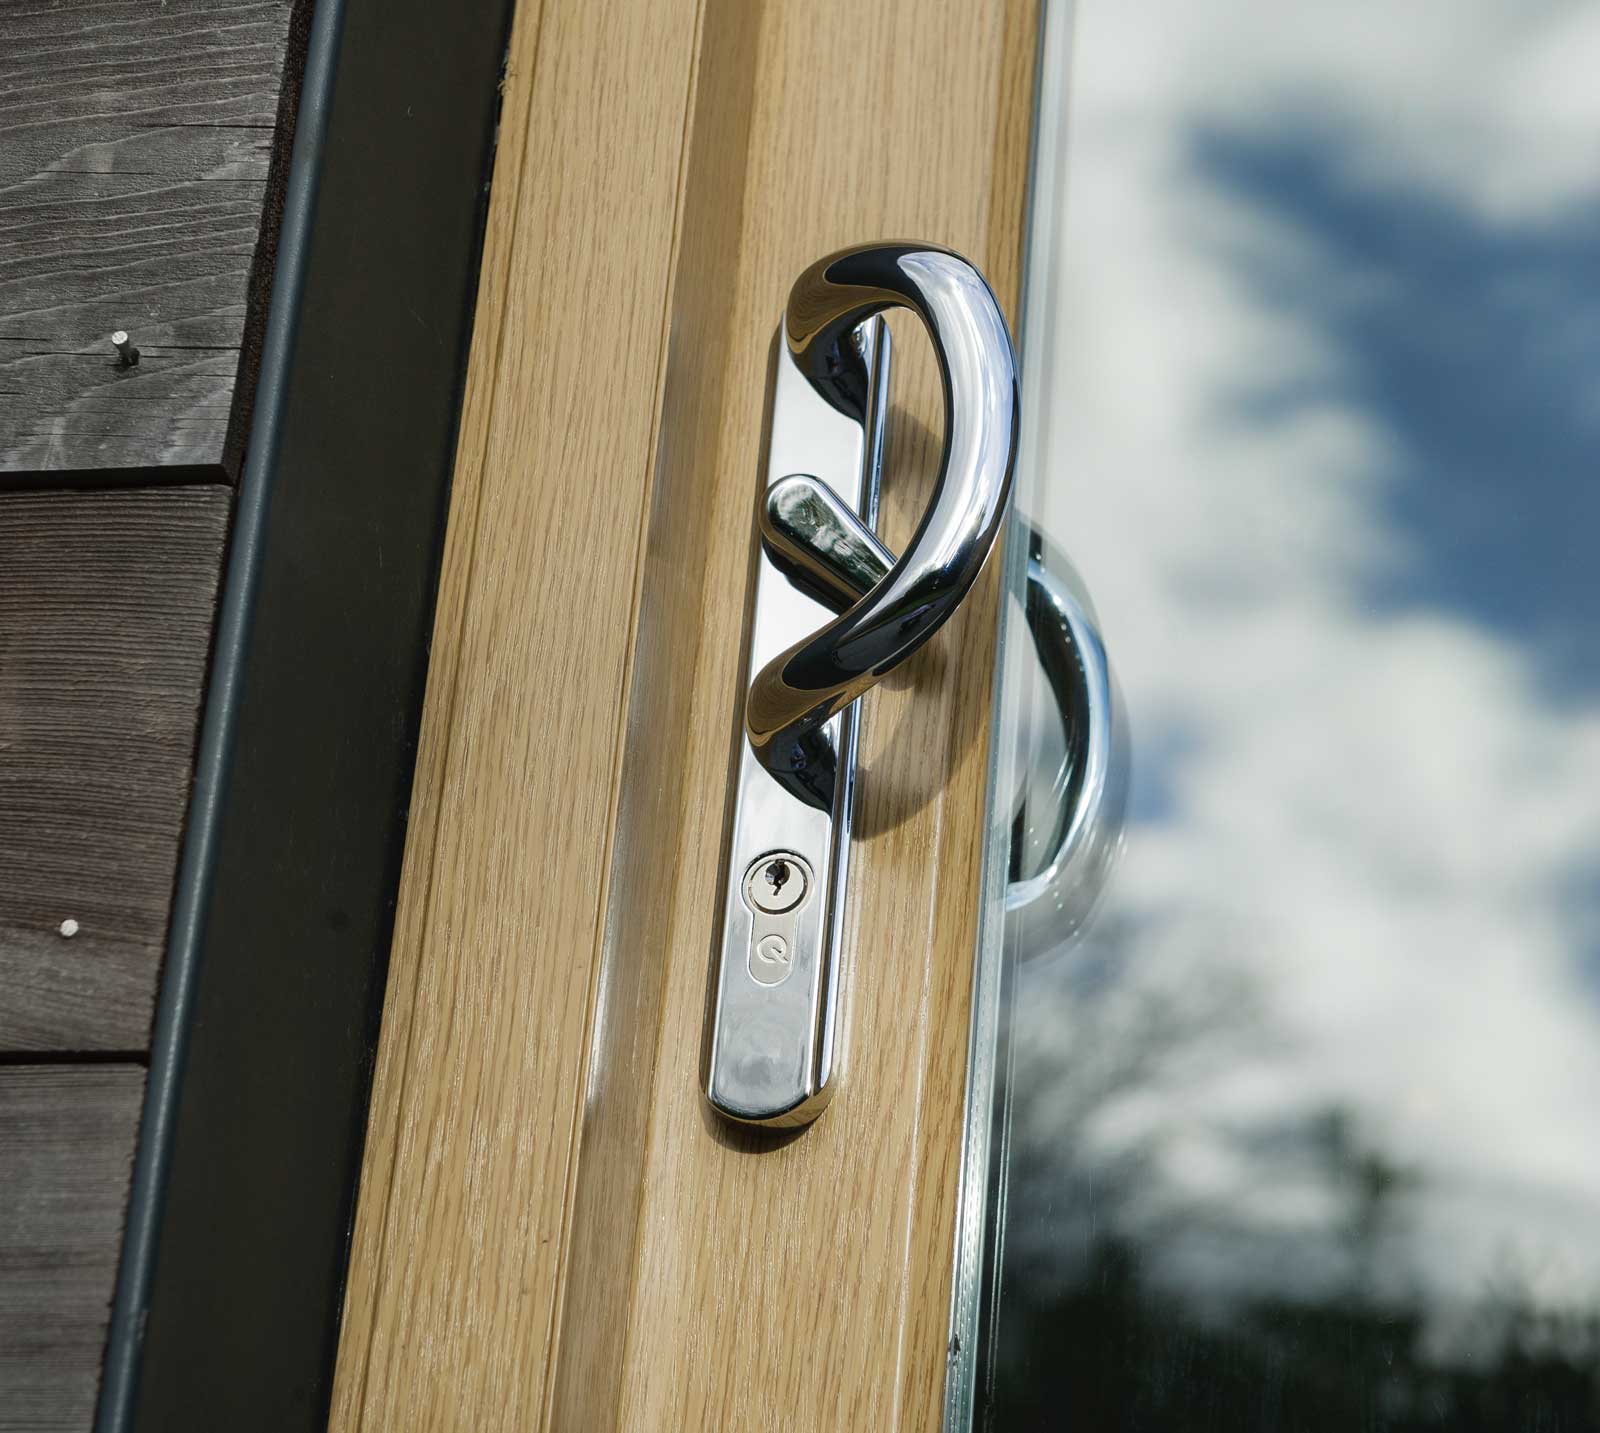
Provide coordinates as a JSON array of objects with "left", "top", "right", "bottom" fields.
[{"left": 943, "top": 2, "right": 1079, "bottom": 1427}]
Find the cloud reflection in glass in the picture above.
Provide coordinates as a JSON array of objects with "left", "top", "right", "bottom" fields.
[{"left": 986, "top": 2, "right": 1600, "bottom": 1427}]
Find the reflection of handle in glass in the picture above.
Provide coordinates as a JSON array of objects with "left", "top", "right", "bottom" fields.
[
  {"left": 763, "top": 476, "right": 1129, "bottom": 952},
  {"left": 1004, "top": 526, "right": 1129, "bottom": 951}
]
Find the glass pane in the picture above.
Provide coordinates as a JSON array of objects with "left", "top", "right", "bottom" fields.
[{"left": 957, "top": 1, "right": 1600, "bottom": 1427}]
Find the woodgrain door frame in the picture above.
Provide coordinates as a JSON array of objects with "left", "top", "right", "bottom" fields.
[{"left": 331, "top": 2, "right": 1042, "bottom": 1429}]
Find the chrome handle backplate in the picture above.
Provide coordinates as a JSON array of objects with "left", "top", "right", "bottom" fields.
[
  {"left": 700, "top": 311, "right": 889, "bottom": 1129},
  {"left": 704, "top": 243, "right": 1018, "bottom": 1129}
]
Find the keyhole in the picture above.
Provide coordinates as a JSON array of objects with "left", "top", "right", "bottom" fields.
[{"left": 743, "top": 852, "right": 809, "bottom": 915}]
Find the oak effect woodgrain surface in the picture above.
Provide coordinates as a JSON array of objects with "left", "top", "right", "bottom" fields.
[
  {"left": 332, "top": 1, "right": 1039, "bottom": 1429},
  {"left": 0, "top": 0, "right": 295, "bottom": 472},
  {"left": 0, "top": 486, "right": 230, "bottom": 1051}
]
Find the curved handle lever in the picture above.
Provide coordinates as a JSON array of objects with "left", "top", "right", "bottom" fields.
[
  {"left": 706, "top": 245, "right": 1018, "bottom": 1128},
  {"left": 764, "top": 476, "right": 1129, "bottom": 949},
  {"left": 747, "top": 244, "right": 1019, "bottom": 804}
]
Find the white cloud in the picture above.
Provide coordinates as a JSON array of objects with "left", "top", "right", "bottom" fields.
[
  {"left": 1071, "top": 0, "right": 1600, "bottom": 222},
  {"left": 1005, "top": 0, "right": 1600, "bottom": 1327}
]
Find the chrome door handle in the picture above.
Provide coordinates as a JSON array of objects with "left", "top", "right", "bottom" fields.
[
  {"left": 749, "top": 245, "right": 1019, "bottom": 806},
  {"left": 705, "top": 244, "right": 1018, "bottom": 1128}
]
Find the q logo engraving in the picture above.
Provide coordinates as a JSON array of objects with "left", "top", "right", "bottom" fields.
[{"left": 751, "top": 932, "right": 792, "bottom": 986}]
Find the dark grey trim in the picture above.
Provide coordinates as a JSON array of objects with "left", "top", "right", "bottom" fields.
[
  {"left": 95, "top": 3, "right": 345, "bottom": 1423},
  {"left": 95, "top": 0, "right": 514, "bottom": 1424}
]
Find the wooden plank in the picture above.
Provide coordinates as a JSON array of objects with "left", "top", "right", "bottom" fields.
[
  {"left": 605, "top": 4, "right": 1036, "bottom": 1427},
  {"left": 333, "top": 0, "right": 1040, "bottom": 1428},
  {"left": 539, "top": 4, "right": 762, "bottom": 1419},
  {"left": 0, "top": 0, "right": 296, "bottom": 473},
  {"left": 0, "top": 486, "right": 231, "bottom": 1052},
  {"left": 0, "top": 1065, "right": 143, "bottom": 1433},
  {"left": 327, "top": 0, "right": 708, "bottom": 1422}
]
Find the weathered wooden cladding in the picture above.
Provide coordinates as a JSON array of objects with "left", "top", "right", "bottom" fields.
[
  {"left": 0, "top": 2, "right": 306, "bottom": 1422},
  {"left": 0, "top": 486, "right": 230, "bottom": 1052},
  {"left": 0, "top": 0, "right": 297, "bottom": 474},
  {"left": 0, "top": 1066, "right": 143, "bottom": 1433}
]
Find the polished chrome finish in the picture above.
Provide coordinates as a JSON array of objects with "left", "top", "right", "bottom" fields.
[
  {"left": 764, "top": 473, "right": 1128, "bottom": 949},
  {"left": 702, "top": 316, "right": 891, "bottom": 1129},
  {"left": 744, "top": 852, "right": 810, "bottom": 916},
  {"left": 747, "top": 244, "right": 1020, "bottom": 804},
  {"left": 741, "top": 852, "right": 813, "bottom": 988},
  {"left": 708, "top": 243, "right": 1020, "bottom": 1130},
  {"left": 762, "top": 471, "right": 896, "bottom": 614}
]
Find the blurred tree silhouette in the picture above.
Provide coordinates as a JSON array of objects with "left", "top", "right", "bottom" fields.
[
  {"left": 987, "top": 1234, "right": 1600, "bottom": 1431},
  {"left": 984, "top": 919, "right": 1600, "bottom": 1430}
]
